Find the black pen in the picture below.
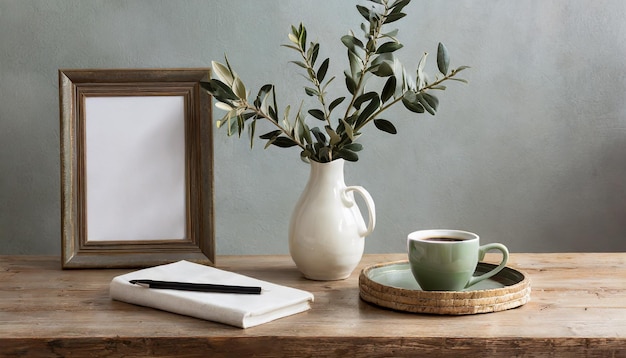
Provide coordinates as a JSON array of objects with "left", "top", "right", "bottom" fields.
[{"left": 129, "top": 279, "right": 262, "bottom": 294}]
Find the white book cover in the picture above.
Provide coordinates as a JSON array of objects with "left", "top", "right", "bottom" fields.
[{"left": 110, "top": 260, "right": 314, "bottom": 328}]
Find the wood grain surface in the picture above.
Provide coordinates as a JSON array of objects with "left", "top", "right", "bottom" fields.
[{"left": 1, "top": 253, "right": 624, "bottom": 357}]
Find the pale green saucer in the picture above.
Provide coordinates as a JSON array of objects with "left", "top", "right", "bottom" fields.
[{"left": 367, "top": 261, "right": 524, "bottom": 292}]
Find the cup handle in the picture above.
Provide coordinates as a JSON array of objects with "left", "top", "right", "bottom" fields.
[
  {"left": 465, "top": 243, "right": 509, "bottom": 288},
  {"left": 343, "top": 186, "right": 376, "bottom": 237}
]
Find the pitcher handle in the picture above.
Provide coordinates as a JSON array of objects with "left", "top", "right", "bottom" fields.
[{"left": 343, "top": 186, "right": 376, "bottom": 237}]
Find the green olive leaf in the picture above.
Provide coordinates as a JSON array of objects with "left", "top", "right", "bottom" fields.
[
  {"left": 232, "top": 76, "right": 247, "bottom": 99},
  {"left": 384, "top": 12, "right": 406, "bottom": 23},
  {"left": 337, "top": 148, "right": 359, "bottom": 162},
  {"left": 356, "top": 5, "right": 371, "bottom": 21},
  {"left": 356, "top": 95, "right": 380, "bottom": 127},
  {"left": 376, "top": 42, "right": 403, "bottom": 54},
  {"left": 421, "top": 93, "right": 439, "bottom": 111},
  {"left": 354, "top": 92, "right": 378, "bottom": 110},
  {"left": 374, "top": 119, "right": 397, "bottom": 134},
  {"left": 437, "top": 42, "right": 450, "bottom": 75},
  {"left": 341, "top": 35, "right": 364, "bottom": 52},
  {"left": 344, "top": 71, "right": 357, "bottom": 95},
  {"left": 325, "top": 126, "right": 341, "bottom": 145},
  {"left": 308, "top": 109, "right": 326, "bottom": 121},
  {"left": 416, "top": 93, "right": 436, "bottom": 115},
  {"left": 390, "top": 0, "right": 410, "bottom": 13},
  {"left": 402, "top": 92, "right": 425, "bottom": 113},
  {"left": 211, "top": 61, "right": 234, "bottom": 86},
  {"left": 343, "top": 142, "right": 363, "bottom": 152},
  {"left": 329, "top": 97, "right": 346, "bottom": 113},
  {"left": 305, "top": 87, "right": 319, "bottom": 97},
  {"left": 271, "top": 136, "right": 299, "bottom": 148},
  {"left": 317, "top": 58, "right": 330, "bottom": 82},
  {"left": 381, "top": 76, "right": 397, "bottom": 103}
]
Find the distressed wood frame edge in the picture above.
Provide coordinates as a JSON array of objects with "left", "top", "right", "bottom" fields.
[{"left": 59, "top": 68, "right": 215, "bottom": 269}]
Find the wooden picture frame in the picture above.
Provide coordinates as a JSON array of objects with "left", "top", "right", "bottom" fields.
[{"left": 59, "top": 69, "right": 214, "bottom": 268}]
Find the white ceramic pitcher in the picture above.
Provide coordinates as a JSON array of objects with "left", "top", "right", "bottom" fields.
[{"left": 289, "top": 159, "right": 376, "bottom": 280}]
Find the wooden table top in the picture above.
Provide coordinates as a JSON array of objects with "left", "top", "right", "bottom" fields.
[{"left": 1, "top": 253, "right": 625, "bottom": 357}]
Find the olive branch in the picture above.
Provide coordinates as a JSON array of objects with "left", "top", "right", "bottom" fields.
[{"left": 202, "top": 0, "right": 469, "bottom": 163}]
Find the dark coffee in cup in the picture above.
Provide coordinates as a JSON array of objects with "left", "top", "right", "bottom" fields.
[{"left": 424, "top": 237, "right": 464, "bottom": 242}]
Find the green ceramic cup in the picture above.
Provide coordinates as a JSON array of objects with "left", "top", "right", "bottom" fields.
[{"left": 407, "top": 229, "right": 509, "bottom": 291}]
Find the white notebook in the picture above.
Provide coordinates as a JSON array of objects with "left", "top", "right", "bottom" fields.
[{"left": 109, "top": 260, "right": 314, "bottom": 328}]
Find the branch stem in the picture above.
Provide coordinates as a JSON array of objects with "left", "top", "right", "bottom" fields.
[
  {"left": 354, "top": 68, "right": 466, "bottom": 133},
  {"left": 243, "top": 101, "right": 307, "bottom": 151}
]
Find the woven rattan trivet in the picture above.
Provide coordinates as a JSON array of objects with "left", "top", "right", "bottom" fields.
[{"left": 359, "top": 260, "right": 530, "bottom": 315}]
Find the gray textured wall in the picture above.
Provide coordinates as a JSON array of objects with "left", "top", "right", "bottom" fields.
[{"left": 1, "top": 0, "right": 625, "bottom": 255}]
